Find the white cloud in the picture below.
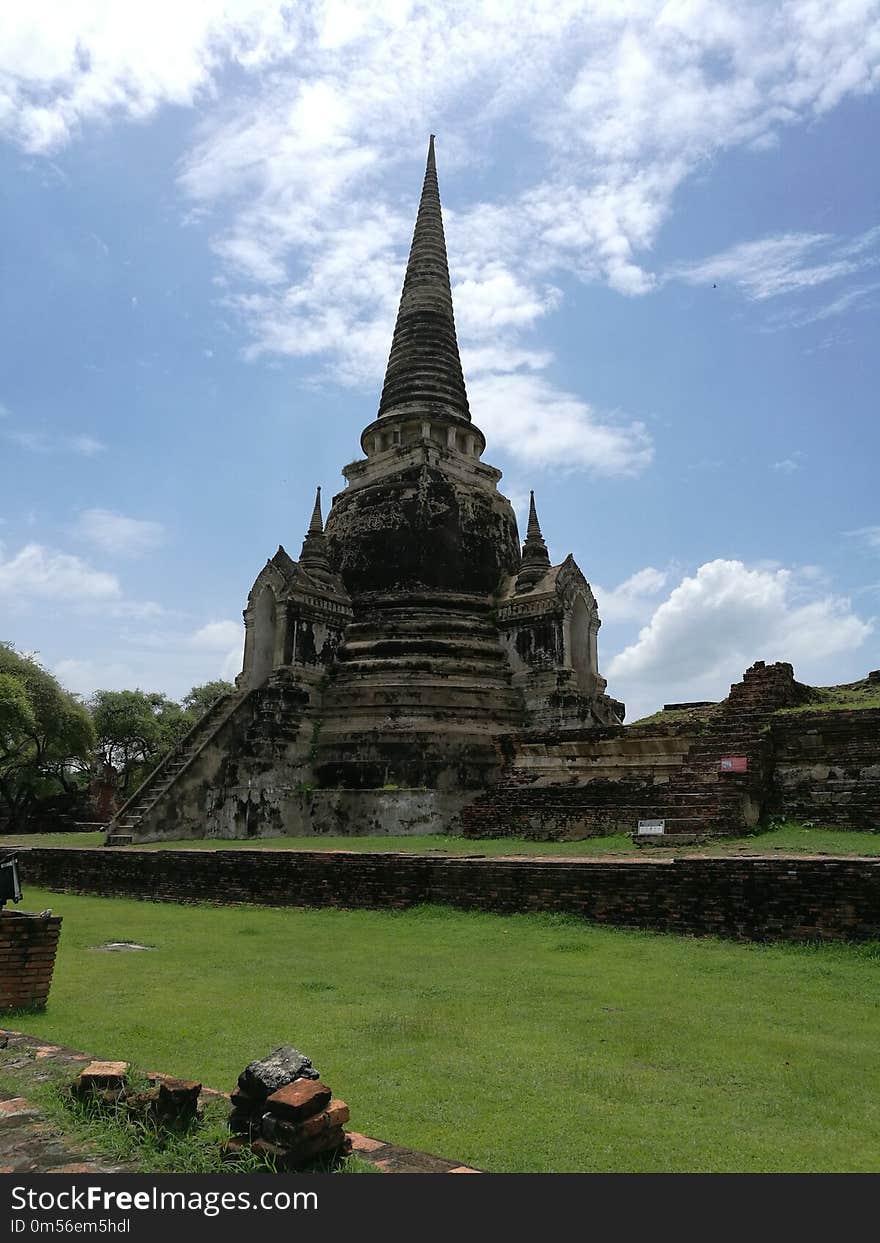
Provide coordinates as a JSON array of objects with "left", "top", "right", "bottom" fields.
[
  {"left": 848, "top": 526, "right": 880, "bottom": 551},
  {"left": 52, "top": 620, "right": 245, "bottom": 698},
  {"left": 170, "top": 1, "right": 880, "bottom": 470},
  {"left": 771, "top": 452, "right": 804, "bottom": 474},
  {"left": 667, "top": 229, "right": 879, "bottom": 301},
  {"left": 191, "top": 620, "right": 244, "bottom": 682},
  {"left": 0, "top": 542, "right": 121, "bottom": 602},
  {"left": 67, "top": 435, "right": 106, "bottom": 457},
  {"left": 0, "top": 1, "right": 301, "bottom": 152},
  {"left": 53, "top": 658, "right": 143, "bottom": 696},
  {"left": 74, "top": 508, "right": 165, "bottom": 557},
  {"left": 221, "top": 646, "right": 244, "bottom": 681},
  {"left": 468, "top": 371, "right": 653, "bottom": 475},
  {"left": 191, "top": 619, "right": 243, "bottom": 650},
  {"left": 3, "top": 428, "right": 107, "bottom": 456},
  {"left": 606, "top": 559, "right": 873, "bottom": 717},
  {"left": 5, "top": 2, "right": 880, "bottom": 474},
  {"left": 594, "top": 567, "right": 668, "bottom": 623},
  {"left": 105, "top": 600, "right": 166, "bottom": 620}
]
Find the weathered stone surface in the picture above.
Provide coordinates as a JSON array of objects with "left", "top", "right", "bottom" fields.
[
  {"left": 237, "top": 1047, "right": 319, "bottom": 1099},
  {"left": 264, "top": 1078, "right": 331, "bottom": 1122}
]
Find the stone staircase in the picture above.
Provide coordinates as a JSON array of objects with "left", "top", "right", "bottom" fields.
[{"left": 105, "top": 690, "right": 248, "bottom": 844}]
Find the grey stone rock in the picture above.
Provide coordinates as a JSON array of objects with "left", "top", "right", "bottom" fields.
[{"left": 237, "top": 1047, "right": 319, "bottom": 1099}]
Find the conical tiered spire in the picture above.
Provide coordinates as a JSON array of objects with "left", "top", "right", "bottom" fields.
[
  {"left": 307, "top": 486, "right": 324, "bottom": 534},
  {"left": 299, "top": 486, "right": 331, "bottom": 578},
  {"left": 377, "top": 135, "right": 470, "bottom": 422},
  {"left": 516, "top": 491, "right": 551, "bottom": 592}
]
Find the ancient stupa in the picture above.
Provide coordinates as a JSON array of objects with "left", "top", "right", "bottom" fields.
[{"left": 110, "top": 138, "right": 622, "bottom": 843}]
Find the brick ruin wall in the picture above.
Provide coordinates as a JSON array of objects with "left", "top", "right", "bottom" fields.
[
  {"left": 461, "top": 667, "right": 880, "bottom": 839},
  {"left": 770, "top": 709, "right": 880, "bottom": 828},
  {"left": 18, "top": 847, "right": 880, "bottom": 942},
  {"left": 0, "top": 911, "right": 62, "bottom": 1012}
]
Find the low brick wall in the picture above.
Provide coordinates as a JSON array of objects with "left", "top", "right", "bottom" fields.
[
  {"left": 0, "top": 910, "right": 63, "bottom": 1012},
  {"left": 18, "top": 848, "right": 880, "bottom": 943}
]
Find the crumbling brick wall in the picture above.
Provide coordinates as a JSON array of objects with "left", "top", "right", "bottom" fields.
[
  {"left": 0, "top": 911, "right": 62, "bottom": 1012},
  {"left": 18, "top": 848, "right": 880, "bottom": 942},
  {"left": 770, "top": 709, "right": 880, "bottom": 827}
]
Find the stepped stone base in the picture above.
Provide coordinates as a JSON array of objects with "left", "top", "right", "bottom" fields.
[{"left": 108, "top": 661, "right": 880, "bottom": 845}]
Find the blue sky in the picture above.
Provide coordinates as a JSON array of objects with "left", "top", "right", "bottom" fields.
[{"left": 1, "top": 1, "right": 878, "bottom": 721}]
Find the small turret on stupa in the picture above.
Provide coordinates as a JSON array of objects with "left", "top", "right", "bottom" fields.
[
  {"left": 515, "top": 492, "right": 551, "bottom": 592},
  {"left": 298, "top": 487, "right": 332, "bottom": 581}
]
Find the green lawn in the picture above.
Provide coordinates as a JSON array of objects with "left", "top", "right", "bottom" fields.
[
  {"left": 8, "top": 886, "right": 880, "bottom": 1172},
  {"left": 2, "top": 823, "right": 879, "bottom": 856}
]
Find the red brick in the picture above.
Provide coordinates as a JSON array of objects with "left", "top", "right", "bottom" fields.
[{"left": 265, "top": 1078, "right": 331, "bottom": 1122}]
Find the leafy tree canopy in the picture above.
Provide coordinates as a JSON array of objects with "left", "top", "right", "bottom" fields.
[
  {"left": 182, "top": 680, "right": 235, "bottom": 718},
  {"left": 0, "top": 642, "right": 96, "bottom": 825}
]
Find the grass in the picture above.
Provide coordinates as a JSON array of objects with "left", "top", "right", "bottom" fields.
[
  {"left": 2, "top": 824, "right": 879, "bottom": 857},
  {"left": 776, "top": 676, "right": 880, "bottom": 714},
  {"left": 6, "top": 885, "right": 880, "bottom": 1172},
  {"left": 633, "top": 676, "right": 880, "bottom": 724},
  {"left": 0, "top": 1060, "right": 373, "bottom": 1174}
]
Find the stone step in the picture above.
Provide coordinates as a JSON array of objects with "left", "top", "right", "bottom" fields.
[
  {"left": 337, "top": 638, "right": 510, "bottom": 663},
  {"left": 344, "top": 616, "right": 500, "bottom": 639},
  {"left": 328, "top": 659, "right": 516, "bottom": 684},
  {"left": 322, "top": 683, "right": 522, "bottom": 709}
]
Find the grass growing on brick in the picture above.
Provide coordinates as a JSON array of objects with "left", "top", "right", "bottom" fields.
[
  {"left": 2, "top": 823, "right": 879, "bottom": 856},
  {"left": 0, "top": 1059, "right": 373, "bottom": 1174},
  {"left": 8, "top": 885, "right": 880, "bottom": 1172}
]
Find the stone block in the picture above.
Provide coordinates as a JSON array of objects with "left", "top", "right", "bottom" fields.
[
  {"left": 157, "top": 1078, "right": 201, "bottom": 1108},
  {"left": 71, "top": 1061, "right": 128, "bottom": 1097},
  {"left": 237, "top": 1047, "right": 319, "bottom": 1099}
]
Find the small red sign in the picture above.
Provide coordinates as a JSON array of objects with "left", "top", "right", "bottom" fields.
[{"left": 720, "top": 756, "right": 748, "bottom": 773}]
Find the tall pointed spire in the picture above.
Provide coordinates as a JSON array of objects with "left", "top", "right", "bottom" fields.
[
  {"left": 299, "top": 486, "right": 331, "bottom": 578},
  {"left": 377, "top": 135, "right": 471, "bottom": 423},
  {"left": 516, "top": 491, "right": 551, "bottom": 592},
  {"left": 307, "top": 486, "right": 324, "bottom": 534}
]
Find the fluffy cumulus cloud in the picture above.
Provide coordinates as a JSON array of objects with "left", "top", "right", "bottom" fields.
[
  {"left": 606, "top": 558, "right": 873, "bottom": 716},
  {"left": 191, "top": 619, "right": 243, "bottom": 650},
  {"left": 467, "top": 371, "right": 653, "bottom": 474},
  {"left": 594, "top": 566, "right": 669, "bottom": 623},
  {"left": 191, "top": 618, "right": 244, "bottom": 681},
  {"left": 0, "top": 541, "right": 121, "bottom": 602},
  {"left": 4, "top": 2, "right": 880, "bottom": 471},
  {"left": 73, "top": 509, "right": 165, "bottom": 556},
  {"left": 0, "top": 1, "right": 300, "bottom": 151}
]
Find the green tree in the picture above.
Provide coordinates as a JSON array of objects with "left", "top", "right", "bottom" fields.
[
  {"left": 0, "top": 643, "right": 95, "bottom": 829},
  {"left": 89, "top": 689, "right": 191, "bottom": 796},
  {"left": 181, "top": 679, "right": 235, "bottom": 719}
]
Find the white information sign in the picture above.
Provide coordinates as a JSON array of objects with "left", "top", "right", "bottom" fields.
[{"left": 637, "top": 819, "right": 666, "bottom": 836}]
